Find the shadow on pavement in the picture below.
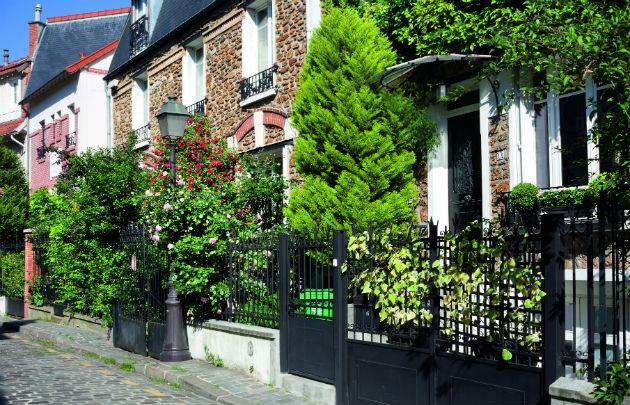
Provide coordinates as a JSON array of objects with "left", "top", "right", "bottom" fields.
[{"left": 0, "top": 319, "right": 36, "bottom": 340}]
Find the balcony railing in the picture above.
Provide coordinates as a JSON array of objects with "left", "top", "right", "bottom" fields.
[
  {"left": 239, "top": 64, "right": 278, "bottom": 102},
  {"left": 186, "top": 98, "right": 206, "bottom": 116},
  {"left": 133, "top": 124, "right": 151, "bottom": 148},
  {"left": 66, "top": 132, "right": 76, "bottom": 149},
  {"left": 130, "top": 15, "right": 149, "bottom": 56}
]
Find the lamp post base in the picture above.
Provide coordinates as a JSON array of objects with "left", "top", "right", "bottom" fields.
[{"left": 160, "top": 273, "right": 191, "bottom": 362}]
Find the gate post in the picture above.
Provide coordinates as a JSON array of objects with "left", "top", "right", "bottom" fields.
[
  {"left": 278, "top": 234, "right": 289, "bottom": 373},
  {"left": 23, "top": 228, "right": 35, "bottom": 319},
  {"left": 333, "top": 230, "right": 348, "bottom": 405},
  {"left": 541, "top": 214, "right": 565, "bottom": 396}
]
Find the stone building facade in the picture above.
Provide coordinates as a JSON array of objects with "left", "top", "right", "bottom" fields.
[{"left": 107, "top": 0, "right": 320, "bottom": 184}]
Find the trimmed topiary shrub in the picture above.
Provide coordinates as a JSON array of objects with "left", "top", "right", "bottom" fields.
[{"left": 510, "top": 183, "right": 539, "bottom": 211}]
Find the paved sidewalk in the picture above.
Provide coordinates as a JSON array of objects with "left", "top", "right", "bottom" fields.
[{"left": 0, "top": 317, "right": 317, "bottom": 405}]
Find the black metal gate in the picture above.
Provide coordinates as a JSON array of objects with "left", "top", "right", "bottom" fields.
[
  {"left": 113, "top": 224, "right": 168, "bottom": 359},
  {"left": 280, "top": 232, "right": 337, "bottom": 384},
  {"left": 338, "top": 221, "right": 551, "bottom": 405}
]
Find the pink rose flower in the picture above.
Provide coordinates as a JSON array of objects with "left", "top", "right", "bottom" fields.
[
  {"left": 151, "top": 234, "right": 160, "bottom": 242},
  {"left": 209, "top": 237, "right": 217, "bottom": 245},
  {"left": 163, "top": 203, "right": 172, "bottom": 211},
  {"left": 155, "top": 225, "right": 162, "bottom": 232},
  {"left": 167, "top": 243, "right": 175, "bottom": 250},
  {"left": 226, "top": 213, "right": 231, "bottom": 220}
]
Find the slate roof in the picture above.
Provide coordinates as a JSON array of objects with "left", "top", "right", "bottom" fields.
[
  {"left": 107, "top": 0, "right": 223, "bottom": 79},
  {"left": 22, "top": 12, "right": 128, "bottom": 103},
  {"left": 0, "top": 57, "right": 29, "bottom": 80}
]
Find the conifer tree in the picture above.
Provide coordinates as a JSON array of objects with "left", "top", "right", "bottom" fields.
[
  {"left": 286, "top": 8, "right": 436, "bottom": 232},
  {"left": 0, "top": 143, "right": 28, "bottom": 239}
]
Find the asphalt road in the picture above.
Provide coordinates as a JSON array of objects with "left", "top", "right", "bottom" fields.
[{"left": 0, "top": 336, "right": 216, "bottom": 404}]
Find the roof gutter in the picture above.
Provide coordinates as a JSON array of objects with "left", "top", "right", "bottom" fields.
[{"left": 105, "top": 0, "right": 223, "bottom": 81}]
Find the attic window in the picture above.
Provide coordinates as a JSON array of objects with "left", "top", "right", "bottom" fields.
[{"left": 130, "top": 0, "right": 149, "bottom": 56}]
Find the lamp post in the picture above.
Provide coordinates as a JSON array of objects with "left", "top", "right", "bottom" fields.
[{"left": 156, "top": 96, "right": 191, "bottom": 362}]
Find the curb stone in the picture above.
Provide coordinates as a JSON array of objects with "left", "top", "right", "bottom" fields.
[{"left": 4, "top": 322, "right": 256, "bottom": 405}]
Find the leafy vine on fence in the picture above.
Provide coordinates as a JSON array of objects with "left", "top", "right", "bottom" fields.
[
  {"left": 343, "top": 221, "right": 545, "bottom": 352},
  {"left": 344, "top": 227, "right": 434, "bottom": 328}
]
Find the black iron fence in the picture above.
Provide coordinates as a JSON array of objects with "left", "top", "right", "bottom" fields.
[
  {"left": 239, "top": 65, "right": 278, "bottom": 101},
  {"left": 113, "top": 224, "right": 169, "bottom": 358},
  {"left": 558, "top": 206, "right": 630, "bottom": 381},
  {"left": 0, "top": 239, "right": 25, "bottom": 318},
  {"left": 226, "top": 232, "right": 280, "bottom": 328},
  {"left": 0, "top": 239, "right": 25, "bottom": 297}
]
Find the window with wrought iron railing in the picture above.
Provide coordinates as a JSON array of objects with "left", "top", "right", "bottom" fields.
[
  {"left": 133, "top": 124, "right": 151, "bottom": 147},
  {"left": 130, "top": 15, "right": 149, "bottom": 57},
  {"left": 66, "top": 132, "right": 76, "bottom": 149},
  {"left": 240, "top": 64, "right": 278, "bottom": 102},
  {"left": 186, "top": 99, "right": 206, "bottom": 116}
]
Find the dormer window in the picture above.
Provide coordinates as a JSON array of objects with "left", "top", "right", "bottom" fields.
[
  {"left": 130, "top": 0, "right": 149, "bottom": 56},
  {"left": 133, "top": 0, "right": 148, "bottom": 21}
]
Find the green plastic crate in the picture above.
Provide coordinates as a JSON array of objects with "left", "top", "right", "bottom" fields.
[{"left": 299, "top": 288, "right": 334, "bottom": 318}]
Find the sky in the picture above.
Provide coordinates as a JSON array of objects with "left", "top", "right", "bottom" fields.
[{"left": 0, "top": 0, "right": 129, "bottom": 61}]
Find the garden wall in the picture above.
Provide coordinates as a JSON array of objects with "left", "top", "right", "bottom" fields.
[
  {"left": 187, "top": 320, "right": 280, "bottom": 385},
  {"left": 550, "top": 377, "right": 630, "bottom": 405}
]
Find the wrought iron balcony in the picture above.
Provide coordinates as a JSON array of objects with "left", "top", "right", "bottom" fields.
[
  {"left": 186, "top": 98, "right": 206, "bottom": 116},
  {"left": 130, "top": 15, "right": 149, "bottom": 56},
  {"left": 239, "top": 64, "right": 278, "bottom": 102},
  {"left": 66, "top": 132, "right": 76, "bottom": 149},
  {"left": 133, "top": 124, "right": 151, "bottom": 148}
]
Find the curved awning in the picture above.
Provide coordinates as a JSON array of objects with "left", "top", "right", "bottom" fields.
[{"left": 372, "top": 54, "right": 494, "bottom": 89}]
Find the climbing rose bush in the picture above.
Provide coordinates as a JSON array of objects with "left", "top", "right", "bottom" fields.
[{"left": 143, "top": 115, "right": 257, "bottom": 318}]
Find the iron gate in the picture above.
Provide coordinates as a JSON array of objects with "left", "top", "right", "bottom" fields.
[
  {"left": 338, "top": 221, "right": 551, "bottom": 405},
  {"left": 279, "top": 232, "right": 337, "bottom": 384},
  {"left": 113, "top": 224, "right": 168, "bottom": 359}
]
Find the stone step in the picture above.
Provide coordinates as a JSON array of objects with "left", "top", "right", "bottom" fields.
[{"left": 279, "top": 373, "right": 335, "bottom": 405}]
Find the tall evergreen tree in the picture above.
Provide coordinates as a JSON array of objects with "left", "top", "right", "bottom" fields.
[
  {"left": 0, "top": 143, "right": 28, "bottom": 239},
  {"left": 286, "top": 8, "right": 436, "bottom": 232}
]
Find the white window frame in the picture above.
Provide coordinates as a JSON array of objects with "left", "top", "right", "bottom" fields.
[
  {"left": 242, "top": 0, "right": 275, "bottom": 79},
  {"left": 132, "top": 0, "right": 148, "bottom": 21},
  {"left": 534, "top": 76, "right": 603, "bottom": 188},
  {"left": 132, "top": 72, "right": 150, "bottom": 148},
  {"left": 182, "top": 38, "right": 206, "bottom": 107}
]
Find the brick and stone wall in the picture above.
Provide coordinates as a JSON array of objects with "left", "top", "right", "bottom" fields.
[
  {"left": 489, "top": 114, "right": 510, "bottom": 217},
  {"left": 111, "top": 0, "right": 308, "bottom": 152},
  {"left": 112, "top": 79, "right": 133, "bottom": 146}
]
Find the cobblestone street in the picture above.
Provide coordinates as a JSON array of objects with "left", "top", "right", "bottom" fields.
[{"left": 0, "top": 337, "right": 215, "bottom": 404}]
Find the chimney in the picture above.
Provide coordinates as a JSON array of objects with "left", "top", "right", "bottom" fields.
[
  {"left": 28, "top": 4, "right": 45, "bottom": 58},
  {"left": 3, "top": 49, "right": 8, "bottom": 66}
]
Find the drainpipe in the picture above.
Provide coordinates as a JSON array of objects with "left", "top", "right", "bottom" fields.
[
  {"left": 21, "top": 104, "right": 31, "bottom": 187},
  {"left": 9, "top": 132, "right": 24, "bottom": 148},
  {"left": 105, "top": 82, "right": 112, "bottom": 148}
]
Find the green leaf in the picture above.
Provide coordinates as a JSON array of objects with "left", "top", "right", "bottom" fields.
[{"left": 502, "top": 348, "right": 513, "bottom": 361}]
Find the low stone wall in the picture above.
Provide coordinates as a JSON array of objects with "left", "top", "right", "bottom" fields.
[
  {"left": 187, "top": 320, "right": 280, "bottom": 385},
  {"left": 27, "top": 305, "right": 108, "bottom": 335},
  {"left": 0, "top": 296, "right": 6, "bottom": 316},
  {"left": 550, "top": 377, "right": 630, "bottom": 405}
]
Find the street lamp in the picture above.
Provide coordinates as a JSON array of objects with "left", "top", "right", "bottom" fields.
[{"left": 156, "top": 96, "right": 191, "bottom": 362}]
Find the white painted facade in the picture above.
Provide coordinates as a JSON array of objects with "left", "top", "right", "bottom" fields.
[
  {"left": 27, "top": 53, "right": 114, "bottom": 184},
  {"left": 425, "top": 69, "right": 605, "bottom": 228},
  {"left": 0, "top": 76, "right": 22, "bottom": 122}
]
